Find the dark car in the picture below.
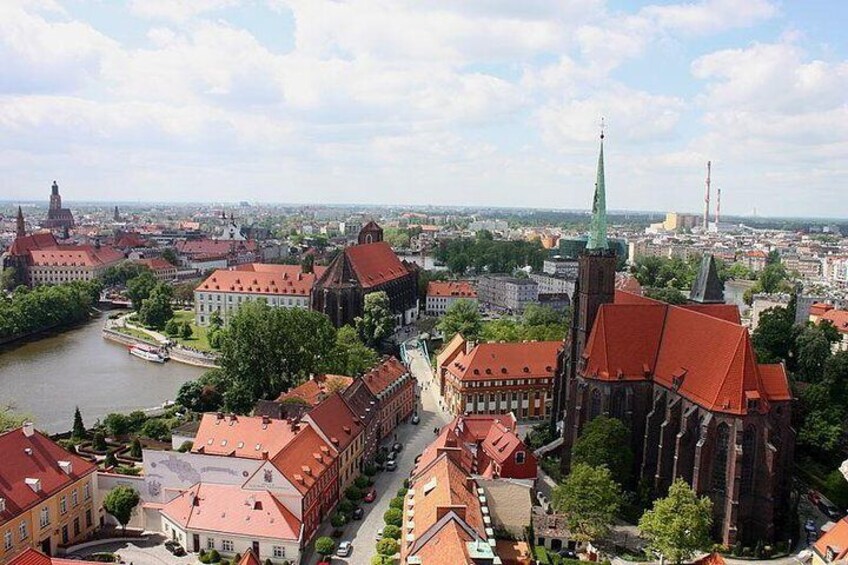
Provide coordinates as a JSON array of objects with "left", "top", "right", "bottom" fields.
[
  {"left": 392, "top": 442, "right": 403, "bottom": 453},
  {"left": 352, "top": 507, "right": 365, "bottom": 520},
  {"left": 558, "top": 549, "right": 578, "bottom": 559},
  {"left": 820, "top": 501, "right": 844, "bottom": 521},
  {"left": 164, "top": 540, "right": 178, "bottom": 551},
  {"left": 172, "top": 546, "right": 186, "bottom": 557}
]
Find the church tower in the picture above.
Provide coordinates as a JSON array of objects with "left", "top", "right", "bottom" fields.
[
  {"left": 16, "top": 206, "right": 25, "bottom": 238},
  {"left": 49, "top": 180, "right": 62, "bottom": 212},
  {"left": 551, "top": 127, "right": 617, "bottom": 460}
]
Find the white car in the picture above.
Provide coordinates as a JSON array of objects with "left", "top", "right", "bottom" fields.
[
  {"left": 336, "top": 541, "right": 352, "bottom": 557},
  {"left": 376, "top": 528, "right": 384, "bottom": 540}
]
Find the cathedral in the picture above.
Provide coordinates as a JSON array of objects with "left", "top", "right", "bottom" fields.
[
  {"left": 42, "top": 180, "right": 75, "bottom": 231},
  {"left": 550, "top": 133, "right": 794, "bottom": 545},
  {"left": 311, "top": 221, "right": 419, "bottom": 328}
]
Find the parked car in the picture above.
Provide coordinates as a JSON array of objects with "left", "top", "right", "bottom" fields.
[
  {"left": 386, "top": 460, "right": 397, "bottom": 471},
  {"left": 820, "top": 500, "right": 844, "bottom": 521},
  {"left": 411, "top": 414, "right": 420, "bottom": 425},
  {"left": 376, "top": 528, "right": 384, "bottom": 540},
  {"left": 352, "top": 507, "right": 365, "bottom": 520},
  {"left": 559, "top": 549, "right": 578, "bottom": 559},
  {"left": 387, "top": 450, "right": 397, "bottom": 462},
  {"left": 172, "top": 546, "right": 186, "bottom": 557},
  {"left": 364, "top": 488, "right": 377, "bottom": 503},
  {"left": 392, "top": 442, "right": 403, "bottom": 452},
  {"left": 336, "top": 541, "right": 352, "bottom": 557},
  {"left": 164, "top": 541, "right": 178, "bottom": 552}
]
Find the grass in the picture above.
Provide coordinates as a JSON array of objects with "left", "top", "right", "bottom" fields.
[
  {"left": 168, "top": 310, "right": 213, "bottom": 351},
  {"left": 115, "top": 325, "right": 157, "bottom": 343}
]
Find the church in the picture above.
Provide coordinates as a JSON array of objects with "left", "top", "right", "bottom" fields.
[
  {"left": 550, "top": 133, "right": 794, "bottom": 545},
  {"left": 311, "top": 222, "right": 419, "bottom": 328},
  {"left": 42, "top": 180, "right": 75, "bottom": 231}
]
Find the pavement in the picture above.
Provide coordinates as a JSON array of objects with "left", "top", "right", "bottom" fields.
[
  {"left": 300, "top": 345, "right": 451, "bottom": 565},
  {"left": 68, "top": 534, "right": 194, "bottom": 565}
]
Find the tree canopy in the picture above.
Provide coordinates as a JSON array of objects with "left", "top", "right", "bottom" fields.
[
  {"left": 434, "top": 233, "right": 548, "bottom": 275},
  {"left": 103, "top": 486, "right": 140, "bottom": 531},
  {"left": 638, "top": 479, "right": 713, "bottom": 564},
  {"left": 572, "top": 416, "right": 634, "bottom": 487},
  {"left": 751, "top": 301, "right": 799, "bottom": 366},
  {"left": 329, "top": 326, "right": 379, "bottom": 376},
  {"left": 552, "top": 463, "right": 622, "bottom": 543},
  {"left": 437, "top": 299, "right": 482, "bottom": 342},
  {"left": 0, "top": 281, "right": 101, "bottom": 340},
  {"left": 356, "top": 291, "right": 395, "bottom": 347},
  {"left": 126, "top": 271, "right": 158, "bottom": 311},
  {"left": 479, "top": 304, "right": 567, "bottom": 342}
]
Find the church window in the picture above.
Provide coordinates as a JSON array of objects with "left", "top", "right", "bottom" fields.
[
  {"left": 741, "top": 426, "right": 757, "bottom": 496},
  {"left": 589, "top": 389, "right": 601, "bottom": 419},
  {"left": 712, "top": 423, "right": 730, "bottom": 492},
  {"left": 610, "top": 388, "right": 625, "bottom": 420}
]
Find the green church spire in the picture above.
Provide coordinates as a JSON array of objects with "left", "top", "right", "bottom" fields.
[{"left": 586, "top": 124, "right": 608, "bottom": 251}]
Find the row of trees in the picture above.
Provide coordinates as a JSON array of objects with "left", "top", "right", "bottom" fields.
[
  {"left": 433, "top": 231, "right": 549, "bottom": 274},
  {"left": 176, "top": 301, "right": 380, "bottom": 414},
  {"left": 0, "top": 280, "right": 102, "bottom": 340},
  {"left": 551, "top": 417, "right": 713, "bottom": 564},
  {"left": 436, "top": 300, "right": 567, "bottom": 343}
]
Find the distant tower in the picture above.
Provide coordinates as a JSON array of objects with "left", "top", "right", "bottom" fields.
[
  {"left": 16, "top": 206, "right": 25, "bottom": 238},
  {"left": 715, "top": 188, "right": 721, "bottom": 225},
  {"left": 358, "top": 221, "right": 384, "bottom": 245},
  {"left": 114, "top": 206, "right": 120, "bottom": 222},
  {"left": 703, "top": 161, "right": 711, "bottom": 229},
  {"left": 49, "top": 180, "right": 62, "bottom": 213}
]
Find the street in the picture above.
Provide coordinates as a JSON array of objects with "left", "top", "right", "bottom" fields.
[{"left": 303, "top": 344, "right": 451, "bottom": 565}]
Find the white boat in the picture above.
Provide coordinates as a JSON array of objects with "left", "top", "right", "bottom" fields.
[{"left": 129, "top": 345, "right": 167, "bottom": 363}]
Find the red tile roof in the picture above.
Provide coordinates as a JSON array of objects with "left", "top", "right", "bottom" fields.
[
  {"left": 345, "top": 242, "right": 412, "bottom": 288},
  {"left": 447, "top": 341, "right": 561, "bottom": 382},
  {"left": 197, "top": 264, "right": 325, "bottom": 296},
  {"left": 136, "top": 258, "right": 175, "bottom": 271},
  {"left": 9, "top": 548, "right": 101, "bottom": 565},
  {"left": 362, "top": 357, "right": 408, "bottom": 396},
  {"left": 29, "top": 245, "right": 123, "bottom": 268},
  {"left": 821, "top": 309, "right": 848, "bottom": 334},
  {"left": 192, "top": 413, "right": 299, "bottom": 459},
  {"left": 0, "top": 427, "right": 97, "bottom": 524},
  {"left": 8, "top": 233, "right": 58, "bottom": 256},
  {"left": 278, "top": 375, "right": 353, "bottom": 406},
  {"left": 437, "top": 334, "right": 467, "bottom": 372},
  {"left": 271, "top": 426, "right": 336, "bottom": 495},
  {"left": 809, "top": 302, "right": 834, "bottom": 317},
  {"left": 160, "top": 483, "right": 301, "bottom": 541},
  {"left": 814, "top": 517, "right": 848, "bottom": 562},
  {"left": 410, "top": 519, "right": 476, "bottom": 565},
  {"left": 305, "top": 392, "right": 363, "bottom": 453},
  {"left": 176, "top": 239, "right": 257, "bottom": 256},
  {"left": 237, "top": 551, "right": 262, "bottom": 565},
  {"left": 428, "top": 281, "right": 477, "bottom": 298}
]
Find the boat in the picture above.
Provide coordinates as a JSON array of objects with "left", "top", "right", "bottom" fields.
[{"left": 128, "top": 344, "right": 168, "bottom": 363}]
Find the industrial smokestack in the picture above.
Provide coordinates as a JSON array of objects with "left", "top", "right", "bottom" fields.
[
  {"left": 715, "top": 188, "right": 721, "bottom": 225},
  {"left": 703, "top": 161, "right": 711, "bottom": 229}
]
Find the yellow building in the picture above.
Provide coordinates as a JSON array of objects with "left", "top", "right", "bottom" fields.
[
  {"left": 303, "top": 392, "right": 366, "bottom": 493},
  {"left": 0, "top": 425, "right": 98, "bottom": 565}
]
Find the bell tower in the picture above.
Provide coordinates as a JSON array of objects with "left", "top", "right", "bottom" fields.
[{"left": 16, "top": 206, "right": 25, "bottom": 238}]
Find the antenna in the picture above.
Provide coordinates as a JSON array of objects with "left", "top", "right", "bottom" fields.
[
  {"left": 599, "top": 117, "right": 605, "bottom": 140},
  {"left": 703, "top": 161, "right": 711, "bottom": 229}
]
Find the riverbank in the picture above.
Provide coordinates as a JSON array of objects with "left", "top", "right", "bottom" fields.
[
  {"left": 0, "top": 317, "right": 89, "bottom": 348},
  {"left": 103, "top": 314, "right": 219, "bottom": 369}
]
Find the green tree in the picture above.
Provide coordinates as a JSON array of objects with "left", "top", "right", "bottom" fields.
[
  {"left": 1, "top": 266, "right": 18, "bottom": 291},
  {"left": 104, "top": 413, "right": 131, "bottom": 437},
  {"left": 638, "top": 478, "right": 713, "bottom": 565},
  {"left": 752, "top": 304, "right": 799, "bottom": 365},
  {"left": 331, "top": 512, "right": 347, "bottom": 528},
  {"left": 389, "top": 497, "right": 404, "bottom": 510},
  {"left": 72, "top": 406, "right": 86, "bottom": 440},
  {"left": 644, "top": 287, "right": 688, "bottom": 305},
  {"left": 104, "top": 451, "right": 118, "bottom": 468},
  {"left": 130, "top": 437, "right": 143, "bottom": 459},
  {"left": 552, "top": 464, "right": 622, "bottom": 543},
  {"left": 0, "top": 406, "right": 29, "bottom": 433},
  {"left": 102, "top": 261, "right": 150, "bottom": 287},
  {"left": 314, "top": 536, "right": 335, "bottom": 558},
  {"left": 329, "top": 325, "right": 379, "bottom": 376},
  {"left": 799, "top": 351, "right": 848, "bottom": 453},
  {"left": 345, "top": 486, "right": 363, "bottom": 503},
  {"left": 181, "top": 321, "right": 194, "bottom": 340},
  {"left": 437, "top": 299, "right": 482, "bottom": 342},
  {"left": 383, "top": 507, "right": 403, "bottom": 527},
  {"left": 103, "top": 485, "right": 140, "bottom": 532},
  {"left": 796, "top": 324, "right": 836, "bottom": 382},
  {"left": 140, "top": 418, "right": 170, "bottom": 441},
  {"left": 126, "top": 271, "right": 158, "bottom": 311},
  {"left": 376, "top": 538, "right": 399, "bottom": 557},
  {"left": 164, "top": 319, "right": 180, "bottom": 336},
  {"left": 209, "top": 310, "right": 223, "bottom": 330},
  {"left": 92, "top": 431, "right": 107, "bottom": 452},
  {"left": 137, "top": 284, "right": 173, "bottom": 329},
  {"left": 356, "top": 291, "right": 395, "bottom": 347},
  {"left": 572, "top": 416, "right": 633, "bottom": 487},
  {"left": 161, "top": 248, "right": 179, "bottom": 266},
  {"left": 382, "top": 525, "right": 402, "bottom": 540}
]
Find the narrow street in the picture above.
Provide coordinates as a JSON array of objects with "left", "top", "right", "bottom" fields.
[{"left": 302, "top": 344, "right": 451, "bottom": 564}]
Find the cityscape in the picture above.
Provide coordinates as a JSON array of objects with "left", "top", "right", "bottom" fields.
[{"left": 1, "top": 3, "right": 848, "bottom": 565}]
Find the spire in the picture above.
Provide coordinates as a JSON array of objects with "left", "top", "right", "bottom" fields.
[
  {"left": 16, "top": 206, "right": 25, "bottom": 238},
  {"left": 586, "top": 122, "right": 608, "bottom": 251}
]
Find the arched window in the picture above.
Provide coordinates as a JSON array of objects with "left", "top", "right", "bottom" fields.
[
  {"left": 712, "top": 423, "right": 730, "bottom": 492},
  {"left": 741, "top": 426, "right": 757, "bottom": 496},
  {"left": 589, "top": 388, "right": 602, "bottom": 419},
  {"left": 610, "top": 388, "right": 626, "bottom": 420}
]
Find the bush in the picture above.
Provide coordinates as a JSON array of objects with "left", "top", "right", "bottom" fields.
[
  {"left": 178, "top": 440, "right": 193, "bottom": 452},
  {"left": 389, "top": 497, "right": 404, "bottom": 510},
  {"left": 376, "top": 538, "right": 399, "bottom": 556},
  {"left": 233, "top": 554, "right": 241, "bottom": 564},
  {"left": 364, "top": 464, "right": 377, "bottom": 476},
  {"left": 331, "top": 513, "right": 347, "bottom": 528},
  {"left": 371, "top": 556, "right": 391, "bottom": 565},
  {"left": 355, "top": 476, "right": 370, "bottom": 489},
  {"left": 209, "top": 549, "right": 221, "bottom": 562},
  {"left": 397, "top": 487, "right": 408, "bottom": 498},
  {"left": 264, "top": 560, "right": 272, "bottom": 565},
  {"left": 140, "top": 418, "right": 170, "bottom": 441},
  {"left": 345, "top": 486, "right": 363, "bottom": 502},
  {"left": 92, "top": 431, "right": 108, "bottom": 452},
  {"left": 403, "top": 478, "right": 410, "bottom": 488},
  {"left": 338, "top": 499, "right": 354, "bottom": 516},
  {"left": 382, "top": 525, "right": 401, "bottom": 540},
  {"left": 314, "top": 536, "right": 335, "bottom": 557},
  {"left": 383, "top": 507, "right": 403, "bottom": 527}
]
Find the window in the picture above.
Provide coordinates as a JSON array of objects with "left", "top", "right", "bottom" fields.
[
  {"left": 60, "top": 496, "right": 67, "bottom": 514},
  {"left": 4, "top": 531, "right": 12, "bottom": 551},
  {"left": 221, "top": 540, "right": 234, "bottom": 552},
  {"left": 72, "top": 490, "right": 79, "bottom": 507},
  {"left": 84, "top": 483, "right": 91, "bottom": 500},
  {"left": 39, "top": 507, "right": 50, "bottom": 528},
  {"left": 85, "top": 509, "right": 92, "bottom": 528},
  {"left": 207, "top": 538, "right": 216, "bottom": 550},
  {"left": 273, "top": 546, "right": 285, "bottom": 558},
  {"left": 515, "top": 451, "right": 526, "bottom": 464},
  {"left": 19, "top": 522, "right": 27, "bottom": 541}
]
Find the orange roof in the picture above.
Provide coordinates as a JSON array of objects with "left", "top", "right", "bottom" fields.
[
  {"left": 362, "top": 357, "right": 408, "bottom": 396},
  {"left": 810, "top": 302, "right": 835, "bottom": 317},
  {"left": 821, "top": 309, "right": 848, "bottom": 334},
  {"left": 160, "top": 483, "right": 301, "bottom": 541},
  {"left": 410, "top": 519, "right": 476, "bottom": 565},
  {"left": 305, "top": 392, "right": 363, "bottom": 453},
  {"left": 271, "top": 425, "right": 336, "bottom": 495},
  {"left": 136, "top": 258, "right": 175, "bottom": 271},
  {"left": 237, "top": 551, "right": 262, "bottom": 565},
  {"left": 480, "top": 421, "right": 524, "bottom": 466},
  {"left": 447, "top": 341, "right": 561, "bottom": 382},
  {"left": 196, "top": 264, "right": 324, "bottom": 296},
  {"left": 345, "top": 241, "right": 411, "bottom": 288},
  {"left": 413, "top": 426, "right": 476, "bottom": 479},
  {"left": 9, "top": 548, "right": 101, "bottom": 565},
  {"left": 437, "top": 334, "right": 467, "bottom": 372},
  {"left": 176, "top": 239, "right": 257, "bottom": 256},
  {"left": 192, "top": 413, "right": 299, "bottom": 459},
  {"left": 29, "top": 245, "right": 123, "bottom": 268},
  {"left": 278, "top": 375, "right": 353, "bottom": 406},
  {"left": 815, "top": 517, "right": 848, "bottom": 562},
  {"left": 427, "top": 281, "right": 477, "bottom": 298},
  {"left": 496, "top": 540, "right": 533, "bottom": 565},
  {"left": 745, "top": 250, "right": 768, "bottom": 258},
  {"left": 8, "top": 232, "right": 57, "bottom": 256}
]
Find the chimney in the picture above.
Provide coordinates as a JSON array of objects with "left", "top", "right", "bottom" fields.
[
  {"left": 22, "top": 422, "right": 34, "bottom": 437},
  {"left": 262, "top": 415, "right": 270, "bottom": 426}
]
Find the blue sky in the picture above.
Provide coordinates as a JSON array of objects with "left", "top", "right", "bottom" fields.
[{"left": 0, "top": 0, "right": 846, "bottom": 217}]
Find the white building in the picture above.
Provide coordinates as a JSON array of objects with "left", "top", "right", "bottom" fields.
[{"left": 425, "top": 280, "right": 477, "bottom": 315}]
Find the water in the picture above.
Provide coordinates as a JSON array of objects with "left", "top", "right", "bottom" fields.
[{"left": 0, "top": 314, "right": 204, "bottom": 434}]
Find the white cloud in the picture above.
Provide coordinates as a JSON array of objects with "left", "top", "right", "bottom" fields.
[
  {"left": 641, "top": 0, "right": 777, "bottom": 36},
  {"left": 128, "top": 0, "right": 239, "bottom": 23}
]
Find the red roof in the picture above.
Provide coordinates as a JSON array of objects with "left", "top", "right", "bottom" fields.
[
  {"left": 810, "top": 302, "right": 835, "bottom": 317},
  {"left": 305, "top": 392, "right": 363, "bottom": 453},
  {"left": 192, "top": 413, "right": 299, "bottom": 459},
  {"left": 197, "top": 264, "right": 324, "bottom": 296},
  {"left": 8, "top": 233, "right": 57, "bottom": 256},
  {"left": 583, "top": 298, "right": 792, "bottom": 414},
  {"left": 447, "top": 341, "right": 561, "bottom": 382},
  {"left": 237, "top": 551, "right": 262, "bottom": 565},
  {"left": 136, "top": 258, "right": 175, "bottom": 271},
  {"left": 345, "top": 242, "right": 411, "bottom": 288},
  {"left": 427, "top": 281, "right": 477, "bottom": 298},
  {"left": 29, "top": 245, "right": 123, "bottom": 268},
  {"left": 9, "top": 548, "right": 101, "bottom": 565},
  {"left": 815, "top": 517, "right": 848, "bottom": 562},
  {"left": 0, "top": 427, "right": 97, "bottom": 524},
  {"left": 160, "top": 483, "right": 301, "bottom": 541},
  {"left": 821, "top": 309, "right": 848, "bottom": 334},
  {"left": 271, "top": 426, "right": 336, "bottom": 495},
  {"left": 278, "top": 375, "right": 353, "bottom": 406},
  {"left": 176, "top": 239, "right": 257, "bottom": 256},
  {"left": 362, "top": 357, "right": 408, "bottom": 396}
]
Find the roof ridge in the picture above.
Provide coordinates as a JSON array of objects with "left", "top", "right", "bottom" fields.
[
  {"left": 651, "top": 304, "right": 672, "bottom": 376},
  {"left": 711, "top": 326, "right": 749, "bottom": 411}
]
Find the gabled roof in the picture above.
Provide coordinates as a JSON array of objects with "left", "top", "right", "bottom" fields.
[
  {"left": 271, "top": 425, "right": 336, "bottom": 495},
  {"left": 814, "top": 516, "right": 848, "bottom": 562},
  {"left": 341, "top": 378, "right": 379, "bottom": 426},
  {"left": 136, "top": 258, "right": 175, "bottom": 271},
  {"left": 304, "top": 392, "right": 362, "bottom": 453},
  {"left": 29, "top": 245, "right": 123, "bottom": 268},
  {"left": 447, "top": 341, "right": 561, "bottom": 382},
  {"left": 689, "top": 254, "right": 725, "bottom": 304},
  {"left": 427, "top": 281, "right": 477, "bottom": 298},
  {"left": 821, "top": 309, "right": 848, "bottom": 334},
  {"left": 362, "top": 356, "right": 408, "bottom": 397},
  {"left": 278, "top": 375, "right": 354, "bottom": 406},
  {"left": 409, "top": 519, "right": 476, "bottom": 565},
  {"left": 8, "top": 232, "right": 57, "bottom": 256},
  {"left": 160, "top": 483, "right": 301, "bottom": 541},
  {"left": 196, "top": 264, "right": 324, "bottom": 296},
  {"left": 344, "top": 241, "right": 411, "bottom": 288},
  {"left": 192, "top": 413, "right": 299, "bottom": 460},
  {"left": 437, "top": 333, "right": 467, "bottom": 371},
  {"left": 8, "top": 548, "right": 101, "bottom": 565},
  {"left": 237, "top": 551, "right": 262, "bottom": 565},
  {"left": 0, "top": 427, "right": 97, "bottom": 524}
]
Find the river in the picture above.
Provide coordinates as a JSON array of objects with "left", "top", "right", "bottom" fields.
[{"left": 0, "top": 314, "right": 204, "bottom": 434}]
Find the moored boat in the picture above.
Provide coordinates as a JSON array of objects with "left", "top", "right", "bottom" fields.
[{"left": 128, "top": 344, "right": 168, "bottom": 363}]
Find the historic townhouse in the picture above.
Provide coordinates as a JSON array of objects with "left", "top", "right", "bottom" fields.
[
  {"left": 425, "top": 280, "right": 477, "bottom": 315},
  {"left": 302, "top": 393, "right": 365, "bottom": 493},
  {"left": 361, "top": 357, "right": 417, "bottom": 440},
  {"left": 440, "top": 337, "right": 560, "bottom": 420},
  {"left": 341, "top": 378, "right": 381, "bottom": 465},
  {"left": 0, "top": 425, "right": 98, "bottom": 565}
]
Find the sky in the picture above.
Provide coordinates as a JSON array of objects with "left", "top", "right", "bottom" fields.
[{"left": 0, "top": 0, "right": 846, "bottom": 217}]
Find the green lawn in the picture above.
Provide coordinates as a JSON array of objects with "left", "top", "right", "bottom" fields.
[
  {"left": 115, "top": 325, "right": 157, "bottom": 343},
  {"left": 169, "top": 310, "right": 213, "bottom": 351}
]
